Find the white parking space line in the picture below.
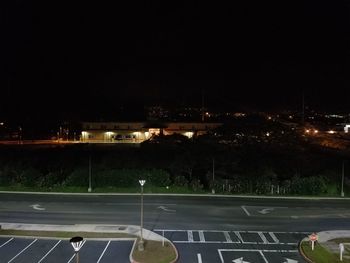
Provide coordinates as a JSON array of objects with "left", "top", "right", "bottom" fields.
[
  {"left": 241, "top": 205, "right": 251, "bottom": 216},
  {"left": 187, "top": 230, "right": 194, "bottom": 242},
  {"left": 269, "top": 232, "right": 279, "bottom": 243},
  {"left": 197, "top": 253, "right": 202, "bottom": 263},
  {"left": 37, "top": 240, "right": 61, "bottom": 263},
  {"left": 0, "top": 237, "right": 14, "bottom": 248},
  {"left": 67, "top": 240, "right": 86, "bottom": 263},
  {"left": 223, "top": 231, "right": 232, "bottom": 243},
  {"left": 258, "top": 232, "right": 268, "bottom": 244},
  {"left": 199, "top": 231, "right": 205, "bottom": 243},
  {"left": 8, "top": 239, "right": 38, "bottom": 263},
  {"left": 97, "top": 240, "right": 111, "bottom": 263},
  {"left": 259, "top": 250, "right": 269, "bottom": 263}
]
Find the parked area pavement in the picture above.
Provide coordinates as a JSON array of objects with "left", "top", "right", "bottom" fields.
[{"left": 0, "top": 223, "right": 169, "bottom": 263}]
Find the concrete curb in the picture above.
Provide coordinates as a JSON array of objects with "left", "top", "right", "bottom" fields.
[
  {"left": 1, "top": 190, "right": 350, "bottom": 200},
  {"left": 298, "top": 238, "right": 315, "bottom": 263}
]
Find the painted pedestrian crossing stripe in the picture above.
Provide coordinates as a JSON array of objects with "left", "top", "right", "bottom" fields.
[{"left": 154, "top": 229, "right": 309, "bottom": 245}]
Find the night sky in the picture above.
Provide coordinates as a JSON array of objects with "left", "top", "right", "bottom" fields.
[{"left": 2, "top": 0, "right": 350, "bottom": 121}]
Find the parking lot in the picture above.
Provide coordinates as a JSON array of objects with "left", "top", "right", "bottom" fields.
[{"left": 0, "top": 237, "right": 134, "bottom": 263}]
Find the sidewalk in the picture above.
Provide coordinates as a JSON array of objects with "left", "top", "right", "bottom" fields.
[{"left": 0, "top": 222, "right": 164, "bottom": 241}]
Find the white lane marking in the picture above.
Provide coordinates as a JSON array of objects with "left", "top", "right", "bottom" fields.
[
  {"left": 187, "top": 230, "right": 194, "bottom": 242},
  {"left": 197, "top": 253, "right": 202, "bottom": 263},
  {"left": 30, "top": 204, "right": 45, "bottom": 211},
  {"left": 258, "top": 208, "right": 274, "bottom": 215},
  {"left": 241, "top": 206, "right": 251, "bottom": 216},
  {"left": 0, "top": 237, "right": 14, "bottom": 248},
  {"left": 224, "top": 231, "right": 232, "bottom": 243},
  {"left": 234, "top": 231, "right": 244, "bottom": 243},
  {"left": 258, "top": 232, "right": 268, "bottom": 244},
  {"left": 67, "top": 240, "right": 86, "bottom": 263},
  {"left": 199, "top": 231, "right": 205, "bottom": 242},
  {"left": 259, "top": 251, "right": 269, "bottom": 263},
  {"left": 37, "top": 240, "right": 61, "bottom": 263},
  {"left": 97, "top": 240, "right": 111, "bottom": 263},
  {"left": 8, "top": 239, "right": 38, "bottom": 263},
  {"left": 269, "top": 232, "right": 279, "bottom": 243},
  {"left": 157, "top": 206, "right": 176, "bottom": 213}
]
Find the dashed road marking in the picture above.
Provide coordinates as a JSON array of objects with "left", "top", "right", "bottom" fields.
[
  {"left": 8, "top": 239, "right": 38, "bottom": 263},
  {"left": 197, "top": 253, "right": 202, "bottom": 263}
]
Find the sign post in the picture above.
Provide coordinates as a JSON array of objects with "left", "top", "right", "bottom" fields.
[
  {"left": 340, "top": 243, "right": 344, "bottom": 261},
  {"left": 309, "top": 233, "right": 318, "bottom": 251}
]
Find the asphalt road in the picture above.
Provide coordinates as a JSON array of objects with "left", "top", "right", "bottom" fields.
[
  {"left": 1, "top": 193, "right": 350, "bottom": 262},
  {"left": 1, "top": 193, "right": 350, "bottom": 232}
]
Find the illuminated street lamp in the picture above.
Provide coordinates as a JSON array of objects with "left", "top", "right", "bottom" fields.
[
  {"left": 138, "top": 179, "right": 146, "bottom": 251},
  {"left": 70, "top": 236, "right": 84, "bottom": 263}
]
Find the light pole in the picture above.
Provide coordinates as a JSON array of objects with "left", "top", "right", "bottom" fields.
[
  {"left": 88, "top": 152, "right": 92, "bottom": 192},
  {"left": 70, "top": 236, "right": 84, "bottom": 263},
  {"left": 138, "top": 179, "right": 146, "bottom": 251},
  {"left": 212, "top": 158, "right": 215, "bottom": 194},
  {"left": 341, "top": 161, "right": 345, "bottom": 197}
]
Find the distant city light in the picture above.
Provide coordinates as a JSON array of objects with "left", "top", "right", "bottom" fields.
[
  {"left": 314, "top": 129, "right": 318, "bottom": 134},
  {"left": 327, "top": 130, "right": 336, "bottom": 134},
  {"left": 305, "top": 129, "right": 310, "bottom": 133},
  {"left": 266, "top": 132, "right": 270, "bottom": 137},
  {"left": 184, "top": 132, "right": 194, "bottom": 138}
]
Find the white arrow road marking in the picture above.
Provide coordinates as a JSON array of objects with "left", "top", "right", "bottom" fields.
[
  {"left": 284, "top": 258, "right": 298, "bottom": 263},
  {"left": 30, "top": 204, "right": 45, "bottom": 211},
  {"left": 232, "top": 257, "right": 250, "bottom": 263},
  {"left": 157, "top": 206, "right": 176, "bottom": 213},
  {"left": 258, "top": 208, "right": 274, "bottom": 214}
]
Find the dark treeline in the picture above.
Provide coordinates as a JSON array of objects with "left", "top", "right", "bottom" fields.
[{"left": 0, "top": 130, "right": 348, "bottom": 195}]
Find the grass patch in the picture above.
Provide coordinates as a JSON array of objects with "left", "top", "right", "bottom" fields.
[
  {"left": 132, "top": 239, "right": 177, "bottom": 263},
  {"left": 301, "top": 241, "right": 350, "bottom": 263},
  {"left": 0, "top": 229, "right": 134, "bottom": 239}
]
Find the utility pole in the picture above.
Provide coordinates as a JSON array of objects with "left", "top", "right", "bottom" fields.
[
  {"left": 88, "top": 150, "right": 92, "bottom": 192},
  {"left": 201, "top": 89, "right": 205, "bottom": 122},
  {"left": 212, "top": 158, "right": 215, "bottom": 194},
  {"left": 341, "top": 161, "right": 345, "bottom": 197}
]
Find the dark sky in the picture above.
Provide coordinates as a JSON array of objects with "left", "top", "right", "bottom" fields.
[{"left": 2, "top": 0, "right": 350, "bottom": 121}]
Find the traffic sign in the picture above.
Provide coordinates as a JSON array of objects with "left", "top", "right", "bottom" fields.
[{"left": 309, "top": 233, "right": 318, "bottom": 242}]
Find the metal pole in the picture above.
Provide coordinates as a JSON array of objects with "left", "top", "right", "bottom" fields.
[
  {"left": 88, "top": 153, "right": 92, "bottom": 192},
  {"left": 141, "top": 184, "right": 144, "bottom": 241},
  {"left": 342, "top": 161, "right": 344, "bottom": 196},
  {"left": 76, "top": 252, "right": 79, "bottom": 263},
  {"left": 212, "top": 158, "right": 215, "bottom": 194}
]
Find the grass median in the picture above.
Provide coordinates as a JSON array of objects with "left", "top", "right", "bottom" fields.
[
  {"left": 301, "top": 241, "right": 350, "bottom": 263},
  {"left": 0, "top": 229, "right": 133, "bottom": 239}
]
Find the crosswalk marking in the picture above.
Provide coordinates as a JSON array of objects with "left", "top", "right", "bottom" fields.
[
  {"left": 234, "top": 231, "right": 244, "bottom": 243},
  {"left": 188, "top": 230, "right": 194, "bottom": 242},
  {"left": 258, "top": 232, "right": 269, "bottom": 244},
  {"left": 269, "top": 232, "right": 279, "bottom": 243},
  {"left": 199, "top": 231, "right": 205, "bottom": 242},
  {"left": 224, "top": 231, "right": 232, "bottom": 243}
]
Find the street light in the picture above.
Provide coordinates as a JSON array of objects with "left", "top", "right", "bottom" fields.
[
  {"left": 138, "top": 179, "right": 146, "bottom": 251},
  {"left": 70, "top": 236, "right": 84, "bottom": 263}
]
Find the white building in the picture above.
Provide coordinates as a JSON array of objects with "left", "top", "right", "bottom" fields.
[{"left": 80, "top": 121, "right": 222, "bottom": 143}]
